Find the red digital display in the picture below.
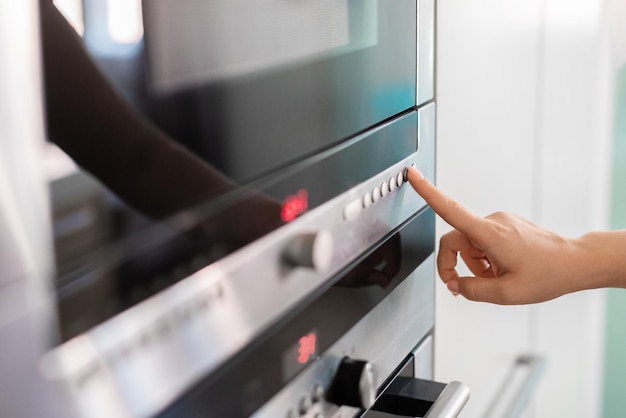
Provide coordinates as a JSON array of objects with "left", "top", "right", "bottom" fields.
[
  {"left": 282, "top": 329, "right": 318, "bottom": 381},
  {"left": 281, "top": 189, "right": 308, "bottom": 222},
  {"left": 297, "top": 332, "right": 317, "bottom": 364}
]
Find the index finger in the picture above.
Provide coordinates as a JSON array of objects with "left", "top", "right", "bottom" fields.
[{"left": 406, "top": 167, "right": 488, "bottom": 239}]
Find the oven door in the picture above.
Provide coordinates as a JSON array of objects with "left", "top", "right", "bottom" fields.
[{"left": 141, "top": 0, "right": 418, "bottom": 182}]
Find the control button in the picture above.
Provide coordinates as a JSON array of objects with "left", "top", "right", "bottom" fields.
[
  {"left": 343, "top": 199, "right": 362, "bottom": 221},
  {"left": 380, "top": 181, "right": 389, "bottom": 197},
  {"left": 396, "top": 172, "right": 404, "bottom": 187},
  {"left": 312, "top": 384, "right": 325, "bottom": 403},
  {"left": 286, "top": 408, "right": 298, "bottom": 418},
  {"left": 362, "top": 191, "right": 373, "bottom": 208},
  {"left": 283, "top": 230, "right": 334, "bottom": 273},
  {"left": 298, "top": 396, "right": 312, "bottom": 415},
  {"left": 372, "top": 186, "right": 381, "bottom": 202},
  {"left": 403, "top": 167, "right": 409, "bottom": 182},
  {"left": 388, "top": 177, "right": 396, "bottom": 192},
  {"left": 327, "top": 358, "right": 376, "bottom": 409}
]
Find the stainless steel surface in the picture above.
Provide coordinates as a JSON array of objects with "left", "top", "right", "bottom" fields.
[
  {"left": 0, "top": 1, "right": 77, "bottom": 417},
  {"left": 484, "top": 355, "right": 546, "bottom": 418},
  {"left": 0, "top": 0, "right": 52, "bottom": 327},
  {"left": 41, "top": 105, "right": 436, "bottom": 418},
  {"left": 413, "top": 335, "right": 434, "bottom": 380},
  {"left": 417, "top": 0, "right": 436, "bottom": 105},
  {"left": 423, "top": 381, "right": 470, "bottom": 418},
  {"left": 252, "top": 256, "right": 436, "bottom": 418}
]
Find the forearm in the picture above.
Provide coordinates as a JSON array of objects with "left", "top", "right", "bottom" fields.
[{"left": 572, "top": 230, "right": 626, "bottom": 291}]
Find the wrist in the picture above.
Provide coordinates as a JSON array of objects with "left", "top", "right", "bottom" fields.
[{"left": 572, "top": 231, "right": 626, "bottom": 291}]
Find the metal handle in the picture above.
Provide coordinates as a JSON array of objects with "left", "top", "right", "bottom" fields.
[
  {"left": 372, "top": 377, "right": 469, "bottom": 417},
  {"left": 483, "top": 355, "right": 546, "bottom": 418},
  {"left": 424, "top": 381, "right": 471, "bottom": 418}
]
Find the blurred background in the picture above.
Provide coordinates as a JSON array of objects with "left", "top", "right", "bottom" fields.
[{"left": 433, "top": 0, "right": 626, "bottom": 417}]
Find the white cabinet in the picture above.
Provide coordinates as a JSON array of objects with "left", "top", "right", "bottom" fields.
[
  {"left": 435, "top": 0, "right": 613, "bottom": 416},
  {"left": 435, "top": 0, "right": 542, "bottom": 416}
]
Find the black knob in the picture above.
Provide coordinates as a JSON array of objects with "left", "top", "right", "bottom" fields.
[{"left": 327, "top": 358, "right": 376, "bottom": 409}]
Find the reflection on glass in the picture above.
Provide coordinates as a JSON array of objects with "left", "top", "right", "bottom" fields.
[
  {"left": 53, "top": 0, "right": 84, "bottom": 35},
  {"left": 40, "top": 0, "right": 416, "bottom": 341},
  {"left": 106, "top": 0, "right": 143, "bottom": 44}
]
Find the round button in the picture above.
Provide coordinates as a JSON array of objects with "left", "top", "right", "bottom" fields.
[
  {"left": 388, "top": 177, "right": 396, "bottom": 192},
  {"left": 396, "top": 172, "right": 404, "bottom": 187},
  {"left": 380, "top": 181, "right": 389, "bottom": 197},
  {"left": 283, "top": 230, "right": 334, "bottom": 272},
  {"left": 343, "top": 199, "right": 362, "bottom": 221},
  {"left": 362, "top": 191, "right": 372, "bottom": 208},
  {"left": 298, "top": 397, "right": 312, "bottom": 415},
  {"left": 403, "top": 167, "right": 410, "bottom": 182},
  {"left": 372, "top": 186, "right": 381, "bottom": 202},
  {"left": 312, "top": 384, "right": 325, "bottom": 403}
]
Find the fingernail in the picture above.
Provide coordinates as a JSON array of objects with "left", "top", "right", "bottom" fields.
[
  {"left": 407, "top": 166, "right": 424, "bottom": 181},
  {"left": 447, "top": 280, "right": 460, "bottom": 296}
]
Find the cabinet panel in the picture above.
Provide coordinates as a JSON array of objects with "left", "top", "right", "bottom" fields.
[{"left": 435, "top": 0, "right": 543, "bottom": 416}]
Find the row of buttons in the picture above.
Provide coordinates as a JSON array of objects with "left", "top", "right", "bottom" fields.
[
  {"left": 342, "top": 164, "right": 414, "bottom": 221},
  {"left": 285, "top": 384, "right": 325, "bottom": 418}
]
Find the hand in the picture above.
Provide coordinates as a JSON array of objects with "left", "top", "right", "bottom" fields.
[{"left": 406, "top": 167, "right": 589, "bottom": 304}]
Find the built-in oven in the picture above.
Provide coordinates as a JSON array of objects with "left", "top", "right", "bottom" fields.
[{"left": 7, "top": 0, "right": 470, "bottom": 417}]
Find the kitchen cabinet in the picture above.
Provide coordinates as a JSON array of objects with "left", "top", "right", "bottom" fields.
[{"left": 435, "top": 0, "right": 613, "bottom": 416}]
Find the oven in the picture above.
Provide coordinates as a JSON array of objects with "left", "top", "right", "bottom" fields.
[{"left": 2, "top": 1, "right": 468, "bottom": 417}]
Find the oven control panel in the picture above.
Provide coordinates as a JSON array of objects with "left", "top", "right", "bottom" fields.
[
  {"left": 42, "top": 105, "right": 435, "bottom": 418},
  {"left": 342, "top": 164, "right": 415, "bottom": 222},
  {"left": 251, "top": 257, "right": 436, "bottom": 418}
]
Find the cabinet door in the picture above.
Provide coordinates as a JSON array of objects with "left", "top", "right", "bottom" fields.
[
  {"left": 435, "top": 0, "right": 543, "bottom": 416},
  {"left": 531, "top": 0, "right": 612, "bottom": 415}
]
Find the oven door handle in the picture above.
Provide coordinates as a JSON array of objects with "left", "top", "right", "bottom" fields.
[
  {"left": 424, "top": 381, "right": 471, "bottom": 418},
  {"left": 372, "top": 377, "right": 469, "bottom": 418}
]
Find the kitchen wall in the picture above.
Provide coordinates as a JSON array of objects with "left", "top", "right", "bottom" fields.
[{"left": 435, "top": 0, "right": 616, "bottom": 416}]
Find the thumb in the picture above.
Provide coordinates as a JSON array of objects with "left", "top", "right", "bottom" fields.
[{"left": 447, "top": 276, "right": 510, "bottom": 304}]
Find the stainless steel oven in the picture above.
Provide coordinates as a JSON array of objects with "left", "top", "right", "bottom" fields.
[{"left": 1, "top": 1, "right": 468, "bottom": 417}]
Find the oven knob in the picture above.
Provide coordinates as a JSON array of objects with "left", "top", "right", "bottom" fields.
[
  {"left": 283, "top": 230, "right": 334, "bottom": 272},
  {"left": 327, "top": 358, "right": 376, "bottom": 409}
]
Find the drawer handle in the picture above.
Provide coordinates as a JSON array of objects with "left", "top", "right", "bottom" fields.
[{"left": 484, "top": 355, "right": 546, "bottom": 418}]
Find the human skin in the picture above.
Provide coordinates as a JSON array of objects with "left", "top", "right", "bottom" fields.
[{"left": 406, "top": 167, "right": 626, "bottom": 305}]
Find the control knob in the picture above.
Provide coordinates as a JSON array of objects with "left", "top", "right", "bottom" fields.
[
  {"left": 283, "top": 230, "right": 334, "bottom": 273},
  {"left": 327, "top": 358, "right": 377, "bottom": 409}
]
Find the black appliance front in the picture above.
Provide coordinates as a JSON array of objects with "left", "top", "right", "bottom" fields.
[{"left": 142, "top": 0, "right": 417, "bottom": 182}]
